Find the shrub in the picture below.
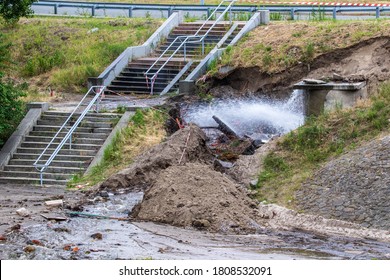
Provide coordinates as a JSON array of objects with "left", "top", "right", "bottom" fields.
[{"left": 0, "top": 0, "right": 37, "bottom": 26}]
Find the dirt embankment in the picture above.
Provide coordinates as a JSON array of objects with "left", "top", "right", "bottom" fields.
[
  {"left": 96, "top": 124, "right": 213, "bottom": 192},
  {"left": 209, "top": 37, "right": 390, "bottom": 97}
]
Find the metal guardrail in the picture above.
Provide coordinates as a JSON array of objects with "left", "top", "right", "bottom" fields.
[
  {"left": 33, "top": 86, "right": 105, "bottom": 186},
  {"left": 33, "top": 1, "right": 390, "bottom": 19},
  {"left": 143, "top": 0, "right": 236, "bottom": 95}
]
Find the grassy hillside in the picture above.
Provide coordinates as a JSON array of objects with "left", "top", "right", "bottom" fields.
[
  {"left": 212, "top": 20, "right": 390, "bottom": 74},
  {"left": 0, "top": 16, "right": 162, "bottom": 94}
]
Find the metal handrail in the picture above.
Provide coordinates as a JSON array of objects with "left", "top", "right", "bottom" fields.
[
  {"left": 144, "top": 0, "right": 236, "bottom": 95},
  {"left": 33, "top": 86, "right": 105, "bottom": 186}
]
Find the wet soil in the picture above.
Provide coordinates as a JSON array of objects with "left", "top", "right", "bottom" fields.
[{"left": 1, "top": 191, "right": 390, "bottom": 260}]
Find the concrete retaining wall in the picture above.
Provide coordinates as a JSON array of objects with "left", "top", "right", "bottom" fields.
[
  {"left": 0, "top": 103, "right": 49, "bottom": 170},
  {"left": 88, "top": 11, "right": 183, "bottom": 88}
]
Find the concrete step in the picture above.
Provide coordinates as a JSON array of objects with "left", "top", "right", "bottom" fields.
[
  {"left": 20, "top": 142, "right": 100, "bottom": 151},
  {"left": 12, "top": 153, "right": 93, "bottom": 162},
  {"left": 0, "top": 177, "right": 68, "bottom": 186},
  {"left": 43, "top": 111, "right": 122, "bottom": 118},
  {"left": 3, "top": 165, "right": 85, "bottom": 174},
  {"left": 107, "top": 85, "right": 167, "bottom": 92},
  {"left": 28, "top": 130, "right": 109, "bottom": 139},
  {"left": 40, "top": 115, "right": 116, "bottom": 123},
  {"left": 16, "top": 147, "right": 96, "bottom": 156},
  {"left": 8, "top": 159, "right": 90, "bottom": 168},
  {"left": 24, "top": 135, "right": 105, "bottom": 145},
  {"left": 37, "top": 119, "right": 113, "bottom": 128},
  {"left": 33, "top": 125, "right": 111, "bottom": 134},
  {"left": 0, "top": 170, "right": 73, "bottom": 180},
  {"left": 115, "top": 76, "right": 173, "bottom": 82},
  {"left": 111, "top": 80, "right": 171, "bottom": 87}
]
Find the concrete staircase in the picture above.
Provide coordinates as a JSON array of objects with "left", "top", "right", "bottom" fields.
[
  {"left": 0, "top": 111, "right": 121, "bottom": 186},
  {"left": 106, "top": 22, "right": 235, "bottom": 95}
]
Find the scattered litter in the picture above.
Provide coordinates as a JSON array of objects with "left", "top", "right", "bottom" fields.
[
  {"left": 24, "top": 245, "right": 36, "bottom": 253},
  {"left": 16, "top": 207, "right": 30, "bottom": 217},
  {"left": 44, "top": 199, "right": 63, "bottom": 207},
  {"left": 0, "top": 235, "right": 7, "bottom": 241},
  {"left": 87, "top": 27, "right": 99, "bottom": 34},
  {"left": 90, "top": 233, "right": 103, "bottom": 240},
  {"left": 31, "top": 240, "right": 44, "bottom": 246}
]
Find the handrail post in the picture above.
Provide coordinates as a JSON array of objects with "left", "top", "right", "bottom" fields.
[
  {"left": 184, "top": 42, "right": 186, "bottom": 62},
  {"left": 40, "top": 170, "right": 43, "bottom": 186},
  {"left": 202, "top": 39, "right": 205, "bottom": 55},
  {"left": 69, "top": 133, "right": 72, "bottom": 149}
]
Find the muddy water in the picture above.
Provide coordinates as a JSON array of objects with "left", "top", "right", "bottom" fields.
[{"left": 1, "top": 192, "right": 389, "bottom": 260}]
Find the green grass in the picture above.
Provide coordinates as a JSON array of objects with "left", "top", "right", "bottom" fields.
[
  {"left": 219, "top": 20, "right": 390, "bottom": 74},
  {"left": 0, "top": 16, "right": 162, "bottom": 93},
  {"left": 68, "top": 108, "right": 167, "bottom": 188},
  {"left": 255, "top": 82, "right": 390, "bottom": 206}
]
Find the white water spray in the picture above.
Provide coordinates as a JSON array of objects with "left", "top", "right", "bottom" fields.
[{"left": 182, "top": 90, "right": 305, "bottom": 137}]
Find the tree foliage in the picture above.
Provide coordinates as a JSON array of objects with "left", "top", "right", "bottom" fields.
[
  {"left": 0, "top": 33, "right": 26, "bottom": 147},
  {"left": 0, "top": 0, "right": 37, "bottom": 25}
]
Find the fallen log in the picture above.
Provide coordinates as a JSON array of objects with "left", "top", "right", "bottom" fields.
[{"left": 212, "top": 115, "right": 240, "bottom": 139}]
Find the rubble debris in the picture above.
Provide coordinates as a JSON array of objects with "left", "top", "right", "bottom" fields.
[
  {"left": 44, "top": 199, "right": 63, "bottom": 207},
  {"left": 24, "top": 245, "right": 36, "bottom": 253},
  {"left": 90, "top": 233, "right": 103, "bottom": 240},
  {"left": 40, "top": 214, "right": 68, "bottom": 221},
  {"left": 16, "top": 207, "right": 30, "bottom": 217}
]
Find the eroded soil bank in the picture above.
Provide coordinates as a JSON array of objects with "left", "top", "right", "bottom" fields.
[{"left": 206, "top": 37, "right": 390, "bottom": 98}]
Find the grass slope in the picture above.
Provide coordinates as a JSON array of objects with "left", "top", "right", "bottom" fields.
[
  {"left": 213, "top": 20, "right": 390, "bottom": 74},
  {"left": 0, "top": 16, "right": 162, "bottom": 93}
]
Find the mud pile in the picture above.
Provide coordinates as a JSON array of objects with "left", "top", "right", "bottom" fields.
[
  {"left": 134, "top": 163, "right": 264, "bottom": 234},
  {"left": 99, "top": 124, "right": 213, "bottom": 192}
]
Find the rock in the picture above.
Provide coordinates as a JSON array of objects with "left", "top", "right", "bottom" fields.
[
  {"left": 16, "top": 207, "right": 30, "bottom": 217},
  {"left": 99, "top": 191, "right": 109, "bottom": 198},
  {"left": 44, "top": 200, "right": 63, "bottom": 207},
  {"left": 213, "top": 159, "right": 234, "bottom": 173},
  {"left": 0, "top": 235, "right": 7, "bottom": 241},
  {"left": 332, "top": 73, "right": 344, "bottom": 81},
  {"left": 10, "top": 224, "right": 21, "bottom": 231},
  {"left": 24, "top": 245, "right": 36, "bottom": 253},
  {"left": 192, "top": 219, "right": 211, "bottom": 229},
  {"left": 249, "top": 179, "right": 259, "bottom": 188},
  {"left": 91, "top": 233, "right": 103, "bottom": 240}
]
